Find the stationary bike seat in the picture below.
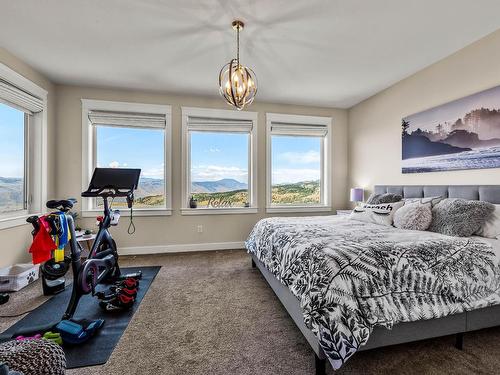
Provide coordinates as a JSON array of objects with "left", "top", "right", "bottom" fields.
[{"left": 46, "top": 199, "right": 77, "bottom": 211}]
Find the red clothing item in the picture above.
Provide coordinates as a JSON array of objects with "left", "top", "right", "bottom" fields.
[{"left": 29, "top": 216, "right": 57, "bottom": 264}]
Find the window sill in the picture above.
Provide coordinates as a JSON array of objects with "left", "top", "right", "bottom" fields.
[
  {"left": 81, "top": 209, "right": 172, "bottom": 218},
  {"left": 181, "top": 207, "right": 258, "bottom": 215},
  {"left": 266, "top": 206, "right": 332, "bottom": 214},
  {"left": 0, "top": 212, "right": 38, "bottom": 231}
]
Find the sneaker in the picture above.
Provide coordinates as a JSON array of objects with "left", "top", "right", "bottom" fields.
[{"left": 99, "top": 293, "right": 135, "bottom": 312}]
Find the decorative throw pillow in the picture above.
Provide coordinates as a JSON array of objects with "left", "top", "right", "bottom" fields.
[
  {"left": 393, "top": 202, "right": 432, "bottom": 231},
  {"left": 366, "top": 193, "right": 403, "bottom": 205},
  {"left": 476, "top": 204, "right": 500, "bottom": 239},
  {"left": 403, "top": 196, "right": 444, "bottom": 208},
  {"left": 350, "top": 201, "right": 404, "bottom": 226},
  {"left": 428, "top": 198, "right": 495, "bottom": 237}
]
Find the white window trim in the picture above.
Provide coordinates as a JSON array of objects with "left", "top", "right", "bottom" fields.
[
  {"left": 0, "top": 63, "right": 48, "bottom": 230},
  {"left": 81, "top": 99, "right": 172, "bottom": 217},
  {"left": 181, "top": 106, "right": 258, "bottom": 215},
  {"left": 266, "top": 113, "right": 332, "bottom": 213}
]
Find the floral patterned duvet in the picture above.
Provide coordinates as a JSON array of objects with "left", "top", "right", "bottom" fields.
[{"left": 245, "top": 215, "right": 500, "bottom": 369}]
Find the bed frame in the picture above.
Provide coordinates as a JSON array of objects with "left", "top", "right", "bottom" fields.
[{"left": 250, "top": 185, "right": 500, "bottom": 375}]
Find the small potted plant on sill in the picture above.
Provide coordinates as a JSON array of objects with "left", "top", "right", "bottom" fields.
[{"left": 189, "top": 195, "right": 198, "bottom": 209}]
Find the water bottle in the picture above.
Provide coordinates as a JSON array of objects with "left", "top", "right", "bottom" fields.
[{"left": 110, "top": 210, "right": 121, "bottom": 226}]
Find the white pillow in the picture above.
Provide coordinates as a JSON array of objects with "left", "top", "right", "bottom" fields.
[
  {"left": 477, "top": 204, "right": 500, "bottom": 239},
  {"left": 350, "top": 201, "right": 404, "bottom": 226}
]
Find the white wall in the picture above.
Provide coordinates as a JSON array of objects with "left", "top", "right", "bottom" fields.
[{"left": 348, "top": 29, "right": 500, "bottom": 195}]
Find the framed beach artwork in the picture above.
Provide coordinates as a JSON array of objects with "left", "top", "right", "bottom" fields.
[{"left": 402, "top": 85, "right": 500, "bottom": 173}]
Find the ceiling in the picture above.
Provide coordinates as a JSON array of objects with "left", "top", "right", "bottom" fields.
[{"left": 1, "top": 0, "right": 500, "bottom": 108}]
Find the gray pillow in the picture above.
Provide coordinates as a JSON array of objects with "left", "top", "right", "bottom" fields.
[
  {"left": 366, "top": 193, "right": 403, "bottom": 205},
  {"left": 428, "top": 198, "right": 495, "bottom": 237},
  {"left": 394, "top": 202, "right": 432, "bottom": 231}
]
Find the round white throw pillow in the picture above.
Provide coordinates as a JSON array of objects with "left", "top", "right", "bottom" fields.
[{"left": 393, "top": 202, "right": 432, "bottom": 231}]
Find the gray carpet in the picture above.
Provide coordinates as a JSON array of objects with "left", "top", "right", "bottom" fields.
[{"left": 2, "top": 250, "right": 500, "bottom": 374}]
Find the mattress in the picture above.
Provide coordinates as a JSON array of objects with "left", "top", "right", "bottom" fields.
[{"left": 246, "top": 216, "right": 500, "bottom": 370}]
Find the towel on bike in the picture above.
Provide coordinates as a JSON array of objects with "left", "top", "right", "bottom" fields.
[
  {"left": 29, "top": 216, "right": 56, "bottom": 264},
  {"left": 53, "top": 213, "right": 70, "bottom": 262}
]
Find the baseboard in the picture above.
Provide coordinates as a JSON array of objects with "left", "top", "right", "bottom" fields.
[{"left": 117, "top": 241, "right": 246, "bottom": 256}]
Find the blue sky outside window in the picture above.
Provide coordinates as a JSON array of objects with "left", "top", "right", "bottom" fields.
[
  {"left": 0, "top": 102, "right": 25, "bottom": 212},
  {"left": 271, "top": 135, "right": 321, "bottom": 205},
  {"left": 96, "top": 125, "right": 165, "bottom": 208}
]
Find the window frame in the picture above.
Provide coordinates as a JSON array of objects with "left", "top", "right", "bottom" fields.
[
  {"left": 0, "top": 63, "right": 48, "bottom": 230},
  {"left": 266, "top": 113, "right": 332, "bottom": 213},
  {"left": 181, "top": 106, "right": 258, "bottom": 215},
  {"left": 81, "top": 99, "right": 172, "bottom": 217}
]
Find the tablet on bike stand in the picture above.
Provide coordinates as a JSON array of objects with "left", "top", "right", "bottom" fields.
[{"left": 82, "top": 168, "right": 141, "bottom": 198}]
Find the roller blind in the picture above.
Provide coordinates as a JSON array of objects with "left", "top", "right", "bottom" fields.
[
  {"left": 88, "top": 110, "right": 166, "bottom": 128},
  {"left": 270, "top": 122, "right": 328, "bottom": 137},
  {"left": 0, "top": 79, "right": 44, "bottom": 114},
  {"left": 187, "top": 116, "right": 253, "bottom": 133}
]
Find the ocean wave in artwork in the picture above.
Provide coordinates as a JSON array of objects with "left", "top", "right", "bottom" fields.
[{"left": 402, "top": 146, "right": 500, "bottom": 173}]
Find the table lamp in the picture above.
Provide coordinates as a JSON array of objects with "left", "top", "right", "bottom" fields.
[{"left": 350, "top": 188, "right": 364, "bottom": 206}]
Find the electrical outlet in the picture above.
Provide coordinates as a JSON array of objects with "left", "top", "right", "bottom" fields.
[{"left": 197, "top": 225, "right": 203, "bottom": 233}]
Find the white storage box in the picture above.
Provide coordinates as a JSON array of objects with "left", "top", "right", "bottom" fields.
[{"left": 0, "top": 263, "right": 39, "bottom": 292}]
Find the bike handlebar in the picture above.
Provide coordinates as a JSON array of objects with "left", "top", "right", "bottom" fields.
[
  {"left": 81, "top": 186, "right": 133, "bottom": 198},
  {"left": 82, "top": 186, "right": 134, "bottom": 209}
]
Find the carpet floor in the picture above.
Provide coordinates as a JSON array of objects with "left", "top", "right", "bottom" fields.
[{"left": 2, "top": 250, "right": 500, "bottom": 374}]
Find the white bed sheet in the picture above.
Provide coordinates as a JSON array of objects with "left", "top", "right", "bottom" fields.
[{"left": 477, "top": 236, "right": 500, "bottom": 262}]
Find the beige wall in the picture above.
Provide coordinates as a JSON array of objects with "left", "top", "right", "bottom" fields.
[
  {"left": 0, "top": 48, "right": 57, "bottom": 267},
  {"left": 348, "top": 29, "right": 500, "bottom": 196},
  {"left": 55, "top": 85, "right": 349, "bottom": 251},
  {"left": 10, "top": 24, "right": 499, "bottom": 261}
]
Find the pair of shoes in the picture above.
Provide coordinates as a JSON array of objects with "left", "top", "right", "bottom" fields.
[
  {"left": 97, "top": 277, "right": 139, "bottom": 312},
  {"left": 115, "top": 277, "right": 139, "bottom": 289}
]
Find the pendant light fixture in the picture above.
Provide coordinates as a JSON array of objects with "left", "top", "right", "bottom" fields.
[{"left": 219, "top": 20, "right": 258, "bottom": 110}]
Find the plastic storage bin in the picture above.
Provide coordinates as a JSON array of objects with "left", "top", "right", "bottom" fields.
[{"left": 0, "top": 264, "right": 39, "bottom": 292}]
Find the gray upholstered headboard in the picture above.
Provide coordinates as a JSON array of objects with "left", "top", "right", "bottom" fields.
[{"left": 374, "top": 185, "right": 500, "bottom": 204}]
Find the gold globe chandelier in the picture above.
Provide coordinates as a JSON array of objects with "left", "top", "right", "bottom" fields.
[{"left": 219, "top": 20, "right": 258, "bottom": 110}]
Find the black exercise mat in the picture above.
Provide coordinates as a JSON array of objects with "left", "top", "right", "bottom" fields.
[{"left": 0, "top": 266, "right": 160, "bottom": 369}]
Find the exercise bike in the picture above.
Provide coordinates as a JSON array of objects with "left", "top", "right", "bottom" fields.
[
  {"left": 0, "top": 168, "right": 142, "bottom": 344},
  {"left": 27, "top": 168, "right": 142, "bottom": 320}
]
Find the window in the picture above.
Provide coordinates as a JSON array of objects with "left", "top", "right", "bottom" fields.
[
  {"left": 266, "top": 113, "right": 332, "bottom": 213},
  {"left": 82, "top": 100, "right": 172, "bottom": 216},
  {"left": 0, "top": 103, "right": 27, "bottom": 214},
  {"left": 181, "top": 107, "right": 258, "bottom": 214},
  {"left": 0, "top": 65, "right": 47, "bottom": 228}
]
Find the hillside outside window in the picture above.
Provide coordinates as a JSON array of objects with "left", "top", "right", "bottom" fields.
[
  {"left": 0, "top": 72, "right": 47, "bottom": 228},
  {"left": 181, "top": 107, "right": 258, "bottom": 215},
  {"left": 82, "top": 100, "right": 172, "bottom": 216},
  {"left": 0, "top": 103, "right": 27, "bottom": 215},
  {"left": 266, "top": 113, "right": 332, "bottom": 213}
]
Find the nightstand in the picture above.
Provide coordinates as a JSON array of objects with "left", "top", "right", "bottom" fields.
[{"left": 336, "top": 210, "right": 352, "bottom": 216}]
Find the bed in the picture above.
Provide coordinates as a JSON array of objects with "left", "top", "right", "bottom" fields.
[{"left": 246, "top": 185, "right": 500, "bottom": 374}]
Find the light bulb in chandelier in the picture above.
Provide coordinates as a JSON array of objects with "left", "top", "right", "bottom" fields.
[{"left": 218, "top": 20, "right": 258, "bottom": 110}]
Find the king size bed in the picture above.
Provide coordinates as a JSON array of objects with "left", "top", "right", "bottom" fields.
[{"left": 245, "top": 185, "right": 500, "bottom": 374}]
